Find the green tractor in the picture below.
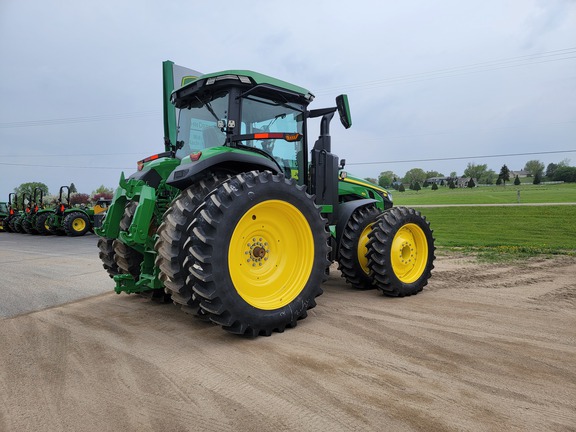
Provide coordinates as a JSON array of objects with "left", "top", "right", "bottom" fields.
[
  {"left": 46, "top": 186, "right": 89, "bottom": 236},
  {"left": 97, "top": 64, "right": 435, "bottom": 336},
  {"left": 21, "top": 187, "right": 51, "bottom": 235},
  {"left": 0, "top": 201, "right": 7, "bottom": 232},
  {"left": 46, "top": 186, "right": 110, "bottom": 236},
  {"left": 3, "top": 193, "right": 20, "bottom": 233},
  {"left": 10, "top": 193, "right": 30, "bottom": 233}
]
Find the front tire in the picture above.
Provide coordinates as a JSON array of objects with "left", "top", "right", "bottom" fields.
[
  {"left": 186, "top": 171, "right": 330, "bottom": 336},
  {"left": 367, "top": 207, "right": 435, "bottom": 297}
]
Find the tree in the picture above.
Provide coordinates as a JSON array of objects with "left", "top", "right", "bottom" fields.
[
  {"left": 546, "top": 159, "right": 570, "bottom": 179},
  {"left": 514, "top": 175, "right": 521, "bottom": 186},
  {"left": 450, "top": 171, "right": 457, "bottom": 178},
  {"left": 448, "top": 179, "right": 456, "bottom": 189},
  {"left": 524, "top": 160, "right": 545, "bottom": 178},
  {"left": 14, "top": 182, "right": 49, "bottom": 200},
  {"left": 499, "top": 165, "right": 510, "bottom": 186},
  {"left": 402, "top": 168, "right": 426, "bottom": 185},
  {"left": 69, "top": 183, "right": 78, "bottom": 193},
  {"left": 496, "top": 176, "right": 502, "bottom": 186},
  {"left": 92, "top": 185, "right": 115, "bottom": 196},
  {"left": 463, "top": 163, "right": 496, "bottom": 184},
  {"left": 464, "top": 163, "right": 487, "bottom": 182},
  {"left": 425, "top": 170, "right": 444, "bottom": 179},
  {"left": 364, "top": 177, "right": 377, "bottom": 185},
  {"left": 398, "top": 184, "right": 405, "bottom": 192},
  {"left": 70, "top": 193, "right": 90, "bottom": 205},
  {"left": 431, "top": 183, "right": 438, "bottom": 190},
  {"left": 92, "top": 192, "right": 114, "bottom": 201},
  {"left": 546, "top": 163, "right": 558, "bottom": 179},
  {"left": 467, "top": 178, "right": 476, "bottom": 188},
  {"left": 533, "top": 172, "right": 542, "bottom": 185},
  {"left": 412, "top": 181, "right": 421, "bottom": 192},
  {"left": 377, "top": 171, "right": 397, "bottom": 188},
  {"left": 482, "top": 169, "right": 497, "bottom": 185},
  {"left": 553, "top": 166, "right": 576, "bottom": 183}
]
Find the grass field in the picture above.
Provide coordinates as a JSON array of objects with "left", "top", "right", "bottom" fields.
[
  {"left": 416, "top": 206, "right": 576, "bottom": 251},
  {"left": 386, "top": 183, "right": 576, "bottom": 258},
  {"left": 392, "top": 182, "right": 576, "bottom": 206}
]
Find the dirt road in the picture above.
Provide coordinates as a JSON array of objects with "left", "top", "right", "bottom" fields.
[{"left": 1, "top": 252, "right": 575, "bottom": 431}]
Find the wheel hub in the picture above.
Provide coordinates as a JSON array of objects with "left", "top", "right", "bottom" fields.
[
  {"left": 245, "top": 238, "right": 269, "bottom": 266},
  {"left": 390, "top": 223, "right": 428, "bottom": 284},
  {"left": 399, "top": 241, "right": 415, "bottom": 264}
]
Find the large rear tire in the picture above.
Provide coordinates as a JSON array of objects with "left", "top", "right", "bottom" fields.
[
  {"left": 63, "top": 212, "right": 91, "bottom": 236},
  {"left": 22, "top": 218, "right": 37, "bottom": 234},
  {"left": 155, "top": 172, "right": 231, "bottom": 316},
  {"left": 98, "top": 237, "right": 119, "bottom": 278},
  {"left": 113, "top": 200, "right": 170, "bottom": 302},
  {"left": 4, "top": 216, "right": 14, "bottom": 232},
  {"left": 35, "top": 213, "right": 52, "bottom": 235},
  {"left": 113, "top": 201, "right": 143, "bottom": 280},
  {"left": 12, "top": 215, "right": 25, "bottom": 233},
  {"left": 367, "top": 206, "right": 435, "bottom": 297},
  {"left": 337, "top": 204, "right": 381, "bottom": 289},
  {"left": 186, "top": 171, "right": 329, "bottom": 336}
]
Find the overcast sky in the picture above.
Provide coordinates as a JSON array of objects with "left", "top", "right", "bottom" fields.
[{"left": 1, "top": 0, "right": 575, "bottom": 199}]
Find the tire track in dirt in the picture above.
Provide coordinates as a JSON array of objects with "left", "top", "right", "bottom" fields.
[{"left": 1, "top": 254, "right": 575, "bottom": 431}]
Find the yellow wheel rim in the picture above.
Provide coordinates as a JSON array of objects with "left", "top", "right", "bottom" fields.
[
  {"left": 391, "top": 223, "right": 428, "bottom": 283},
  {"left": 357, "top": 222, "right": 374, "bottom": 275},
  {"left": 72, "top": 217, "right": 86, "bottom": 232},
  {"left": 229, "top": 200, "right": 314, "bottom": 310}
]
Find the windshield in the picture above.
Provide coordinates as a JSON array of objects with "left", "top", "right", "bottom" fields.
[
  {"left": 0, "top": 203, "right": 7, "bottom": 213},
  {"left": 240, "top": 96, "right": 304, "bottom": 183},
  {"left": 175, "top": 90, "right": 229, "bottom": 159}
]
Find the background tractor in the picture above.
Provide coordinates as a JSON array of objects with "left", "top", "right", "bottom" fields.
[
  {"left": 3, "top": 194, "right": 19, "bottom": 232},
  {"left": 45, "top": 186, "right": 107, "bottom": 236},
  {"left": 97, "top": 63, "right": 435, "bottom": 336},
  {"left": 21, "top": 187, "right": 50, "bottom": 235},
  {"left": 10, "top": 193, "right": 30, "bottom": 233},
  {"left": 0, "top": 201, "right": 7, "bottom": 232}
]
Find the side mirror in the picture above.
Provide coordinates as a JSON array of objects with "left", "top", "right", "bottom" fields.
[{"left": 336, "top": 94, "right": 352, "bottom": 129}]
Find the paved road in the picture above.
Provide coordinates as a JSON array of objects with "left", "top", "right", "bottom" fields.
[{"left": 0, "top": 232, "right": 113, "bottom": 318}]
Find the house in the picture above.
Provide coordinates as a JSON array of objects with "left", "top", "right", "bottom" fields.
[
  {"left": 426, "top": 176, "right": 447, "bottom": 185},
  {"left": 457, "top": 177, "right": 477, "bottom": 187},
  {"left": 510, "top": 170, "right": 530, "bottom": 178}
]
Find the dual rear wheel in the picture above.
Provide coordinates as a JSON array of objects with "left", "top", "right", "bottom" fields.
[{"left": 339, "top": 205, "right": 435, "bottom": 296}]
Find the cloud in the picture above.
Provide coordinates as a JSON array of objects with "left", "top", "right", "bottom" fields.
[{"left": 0, "top": 0, "right": 575, "bottom": 199}]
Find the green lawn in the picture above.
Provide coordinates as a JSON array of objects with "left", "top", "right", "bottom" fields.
[
  {"left": 392, "top": 183, "right": 576, "bottom": 206},
  {"left": 414, "top": 205, "right": 576, "bottom": 257}
]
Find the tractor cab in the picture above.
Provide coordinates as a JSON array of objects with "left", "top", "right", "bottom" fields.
[{"left": 169, "top": 71, "right": 352, "bottom": 224}]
